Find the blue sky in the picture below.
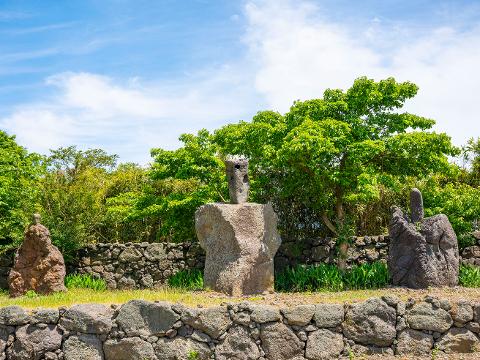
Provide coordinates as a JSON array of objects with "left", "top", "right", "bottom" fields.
[{"left": 1, "top": 0, "right": 479, "bottom": 163}]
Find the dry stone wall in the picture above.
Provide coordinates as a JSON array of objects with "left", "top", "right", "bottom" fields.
[{"left": 0, "top": 296, "right": 479, "bottom": 359}]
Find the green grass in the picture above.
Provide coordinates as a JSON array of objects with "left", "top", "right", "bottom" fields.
[
  {"left": 459, "top": 264, "right": 480, "bottom": 287},
  {"left": 274, "top": 262, "right": 390, "bottom": 292},
  {"left": 168, "top": 269, "right": 204, "bottom": 290},
  {"left": 65, "top": 274, "right": 107, "bottom": 291}
]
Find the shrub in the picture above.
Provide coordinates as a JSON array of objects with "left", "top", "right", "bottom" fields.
[
  {"left": 275, "top": 262, "right": 389, "bottom": 292},
  {"left": 168, "top": 269, "right": 204, "bottom": 290},
  {"left": 459, "top": 264, "right": 480, "bottom": 288},
  {"left": 65, "top": 274, "right": 107, "bottom": 291}
]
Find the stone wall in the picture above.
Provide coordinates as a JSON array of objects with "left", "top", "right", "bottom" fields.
[
  {"left": 461, "top": 232, "right": 480, "bottom": 267},
  {"left": 0, "top": 296, "right": 479, "bottom": 359}
]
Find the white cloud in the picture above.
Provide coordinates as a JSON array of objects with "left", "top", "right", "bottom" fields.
[
  {"left": 1, "top": 0, "right": 479, "bottom": 164},
  {"left": 244, "top": 0, "right": 480, "bottom": 146}
]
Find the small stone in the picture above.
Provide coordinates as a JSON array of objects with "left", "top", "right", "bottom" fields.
[
  {"left": 31, "top": 308, "right": 59, "bottom": 324},
  {"left": 104, "top": 337, "right": 156, "bottom": 360},
  {"left": 395, "top": 329, "right": 433, "bottom": 355},
  {"left": 60, "top": 304, "right": 113, "bottom": 334},
  {"left": 282, "top": 305, "right": 315, "bottom": 326},
  {"left": 63, "top": 334, "right": 103, "bottom": 360},
  {"left": 260, "top": 322, "right": 304, "bottom": 360},
  {"left": 313, "top": 304, "right": 344, "bottom": 328},
  {"left": 155, "top": 337, "right": 212, "bottom": 360},
  {"left": 406, "top": 301, "right": 453, "bottom": 333},
  {"left": 250, "top": 305, "right": 282, "bottom": 324},
  {"left": 450, "top": 300, "right": 473, "bottom": 325},
  {"left": 437, "top": 327, "right": 480, "bottom": 353},
  {"left": 305, "top": 329, "right": 344, "bottom": 360},
  {"left": 215, "top": 326, "right": 260, "bottom": 360},
  {"left": 0, "top": 306, "right": 30, "bottom": 325}
]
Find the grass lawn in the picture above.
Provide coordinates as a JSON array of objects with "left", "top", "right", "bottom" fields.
[{"left": 1, "top": 286, "right": 480, "bottom": 309}]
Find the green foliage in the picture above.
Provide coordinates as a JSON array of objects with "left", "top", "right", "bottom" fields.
[
  {"left": 215, "top": 77, "right": 458, "bottom": 238},
  {"left": 168, "top": 269, "right": 204, "bottom": 290},
  {"left": 459, "top": 264, "right": 480, "bottom": 288},
  {"left": 25, "top": 290, "right": 38, "bottom": 298},
  {"left": 131, "top": 130, "right": 228, "bottom": 241},
  {"left": 274, "top": 262, "right": 389, "bottom": 292},
  {"left": 65, "top": 273, "right": 107, "bottom": 291},
  {"left": 0, "top": 130, "right": 44, "bottom": 246},
  {"left": 187, "top": 350, "right": 200, "bottom": 360}
]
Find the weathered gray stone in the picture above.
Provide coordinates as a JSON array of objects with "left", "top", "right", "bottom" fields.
[
  {"left": 342, "top": 298, "right": 396, "bottom": 346},
  {"left": 250, "top": 305, "right": 282, "bottom": 323},
  {"left": 388, "top": 204, "right": 459, "bottom": 288},
  {"left": 118, "top": 247, "right": 142, "bottom": 263},
  {"left": 0, "top": 306, "right": 29, "bottom": 325},
  {"left": 410, "top": 188, "right": 424, "bottom": 223},
  {"left": 313, "top": 304, "right": 344, "bottom": 328},
  {"left": 350, "top": 344, "right": 394, "bottom": 356},
  {"left": 406, "top": 301, "right": 453, "bottom": 333},
  {"left": 305, "top": 329, "right": 343, "bottom": 360},
  {"left": 282, "top": 305, "right": 315, "bottom": 326},
  {"left": 451, "top": 300, "right": 474, "bottom": 325},
  {"left": 195, "top": 203, "right": 281, "bottom": 296},
  {"left": 7, "top": 324, "right": 62, "bottom": 360},
  {"left": 225, "top": 157, "right": 249, "bottom": 204},
  {"left": 155, "top": 337, "right": 212, "bottom": 360},
  {"left": 0, "top": 325, "right": 13, "bottom": 358},
  {"left": 437, "top": 328, "right": 480, "bottom": 353},
  {"left": 60, "top": 304, "right": 113, "bottom": 334},
  {"left": 144, "top": 243, "right": 167, "bottom": 261},
  {"left": 31, "top": 308, "right": 59, "bottom": 324},
  {"left": 63, "top": 334, "right": 103, "bottom": 360},
  {"left": 104, "top": 337, "right": 156, "bottom": 360},
  {"left": 260, "top": 322, "right": 304, "bottom": 360},
  {"left": 215, "top": 326, "right": 260, "bottom": 360},
  {"left": 395, "top": 329, "right": 433, "bottom": 355},
  {"left": 116, "top": 300, "right": 179, "bottom": 336},
  {"left": 181, "top": 306, "right": 231, "bottom": 339}
]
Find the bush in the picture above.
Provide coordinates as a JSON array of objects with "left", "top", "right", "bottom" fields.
[
  {"left": 459, "top": 264, "right": 480, "bottom": 288},
  {"left": 168, "top": 269, "right": 204, "bottom": 290},
  {"left": 65, "top": 274, "right": 107, "bottom": 291},
  {"left": 275, "top": 262, "right": 389, "bottom": 292}
]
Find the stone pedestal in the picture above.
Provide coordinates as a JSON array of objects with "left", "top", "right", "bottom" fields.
[{"left": 195, "top": 203, "right": 281, "bottom": 296}]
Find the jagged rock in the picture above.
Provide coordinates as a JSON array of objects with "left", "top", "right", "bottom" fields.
[
  {"left": 195, "top": 203, "right": 281, "bottom": 295},
  {"left": 0, "top": 325, "right": 13, "bottom": 358},
  {"left": 155, "top": 337, "right": 212, "bottom": 360},
  {"left": 410, "top": 188, "right": 424, "bottom": 223},
  {"left": 249, "top": 305, "right": 282, "bottom": 323},
  {"left": 31, "top": 308, "right": 59, "bottom": 324},
  {"left": 342, "top": 298, "right": 396, "bottom": 346},
  {"left": 104, "top": 337, "right": 156, "bottom": 360},
  {"left": 450, "top": 300, "right": 474, "bottom": 325},
  {"left": 406, "top": 301, "right": 453, "bottom": 333},
  {"left": 388, "top": 202, "right": 459, "bottom": 288},
  {"left": 215, "top": 326, "right": 260, "bottom": 360},
  {"left": 8, "top": 215, "right": 66, "bottom": 297},
  {"left": 7, "top": 324, "right": 62, "bottom": 360},
  {"left": 437, "top": 328, "right": 480, "bottom": 353},
  {"left": 0, "top": 306, "right": 29, "bottom": 325},
  {"left": 63, "top": 334, "right": 103, "bottom": 360},
  {"left": 60, "top": 304, "right": 113, "bottom": 334},
  {"left": 305, "top": 329, "right": 344, "bottom": 360},
  {"left": 260, "top": 322, "right": 304, "bottom": 360},
  {"left": 116, "top": 300, "right": 179, "bottom": 336},
  {"left": 395, "top": 329, "right": 433, "bottom": 355}
]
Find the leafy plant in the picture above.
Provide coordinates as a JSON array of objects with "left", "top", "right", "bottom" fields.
[
  {"left": 168, "top": 269, "right": 204, "bottom": 290},
  {"left": 25, "top": 290, "right": 38, "bottom": 298},
  {"left": 65, "top": 274, "right": 107, "bottom": 291},
  {"left": 275, "top": 262, "right": 389, "bottom": 292},
  {"left": 459, "top": 264, "right": 480, "bottom": 288},
  {"left": 187, "top": 350, "right": 200, "bottom": 360}
]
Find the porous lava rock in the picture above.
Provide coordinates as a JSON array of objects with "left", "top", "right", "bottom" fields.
[
  {"left": 388, "top": 189, "right": 459, "bottom": 288},
  {"left": 195, "top": 203, "right": 281, "bottom": 295},
  {"left": 8, "top": 214, "right": 66, "bottom": 297}
]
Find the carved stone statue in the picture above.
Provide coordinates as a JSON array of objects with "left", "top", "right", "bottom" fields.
[
  {"left": 195, "top": 157, "right": 281, "bottom": 295},
  {"left": 388, "top": 189, "right": 459, "bottom": 288},
  {"left": 225, "top": 157, "right": 249, "bottom": 204},
  {"left": 8, "top": 214, "right": 67, "bottom": 297}
]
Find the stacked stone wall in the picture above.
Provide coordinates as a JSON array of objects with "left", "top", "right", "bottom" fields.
[{"left": 0, "top": 296, "right": 479, "bottom": 359}]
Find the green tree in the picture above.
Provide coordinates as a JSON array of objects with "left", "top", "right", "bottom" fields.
[
  {"left": 215, "top": 77, "right": 458, "bottom": 265},
  {"left": 0, "top": 131, "right": 43, "bottom": 246},
  {"left": 130, "top": 130, "right": 227, "bottom": 241}
]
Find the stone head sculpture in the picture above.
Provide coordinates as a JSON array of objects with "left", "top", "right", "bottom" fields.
[
  {"left": 410, "top": 188, "right": 424, "bottom": 223},
  {"left": 32, "top": 213, "right": 42, "bottom": 225},
  {"left": 225, "top": 156, "right": 249, "bottom": 204}
]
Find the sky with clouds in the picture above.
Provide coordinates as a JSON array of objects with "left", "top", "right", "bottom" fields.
[{"left": 0, "top": 0, "right": 479, "bottom": 164}]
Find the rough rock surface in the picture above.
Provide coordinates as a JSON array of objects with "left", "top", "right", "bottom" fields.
[
  {"left": 60, "top": 303, "right": 113, "bottom": 334},
  {"left": 313, "top": 304, "right": 344, "bottom": 328},
  {"left": 8, "top": 216, "right": 66, "bottom": 297},
  {"left": 388, "top": 204, "right": 459, "bottom": 288},
  {"left": 305, "top": 329, "right": 343, "bottom": 360},
  {"left": 260, "top": 322, "right": 304, "bottom": 360},
  {"left": 215, "top": 326, "right": 260, "bottom": 360},
  {"left": 225, "top": 157, "right": 249, "bottom": 204},
  {"left": 103, "top": 337, "right": 156, "bottom": 360},
  {"left": 63, "top": 334, "right": 103, "bottom": 360},
  {"left": 155, "top": 337, "right": 212, "bottom": 360},
  {"left": 406, "top": 301, "right": 453, "bottom": 333},
  {"left": 396, "top": 329, "right": 433, "bottom": 355},
  {"left": 180, "top": 306, "right": 232, "bottom": 339},
  {"left": 342, "top": 297, "right": 396, "bottom": 346},
  {"left": 195, "top": 203, "right": 281, "bottom": 295},
  {"left": 7, "top": 324, "right": 62, "bottom": 360},
  {"left": 437, "top": 327, "right": 480, "bottom": 353}
]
